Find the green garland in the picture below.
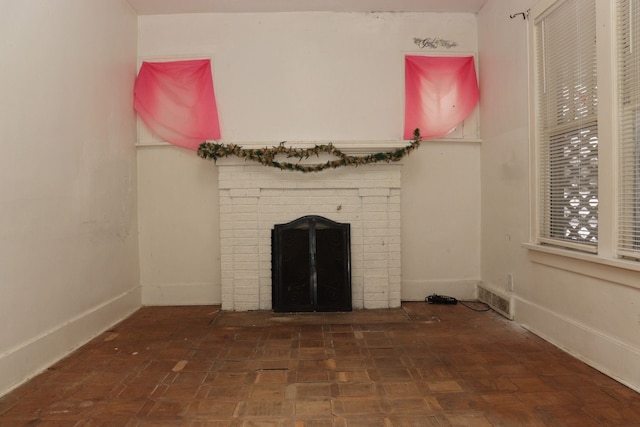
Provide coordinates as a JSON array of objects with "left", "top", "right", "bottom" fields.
[{"left": 197, "top": 128, "right": 422, "bottom": 173}]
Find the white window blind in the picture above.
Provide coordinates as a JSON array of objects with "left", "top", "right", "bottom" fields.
[
  {"left": 535, "top": 0, "right": 599, "bottom": 252},
  {"left": 618, "top": 0, "right": 640, "bottom": 259}
]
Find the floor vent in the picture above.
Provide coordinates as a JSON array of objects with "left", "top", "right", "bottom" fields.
[{"left": 477, "top": 285, "right": 513, "bottom": 320}]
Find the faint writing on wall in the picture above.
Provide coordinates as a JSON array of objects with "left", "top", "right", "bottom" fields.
[{"left": 413, "top": 37, "right": 458, "bottom": 49}]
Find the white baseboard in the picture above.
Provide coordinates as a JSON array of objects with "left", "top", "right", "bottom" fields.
[
  {"left": 0, "top": 287, "right": 141, "bottom": 397},
  {"left": 141, "top": 282, "right": 220, "bottom": 306},
  {"left": 515, "top": 297, "right": 640, "bottom": 393},
  {"left": 400, "top": 279, "right": 479, "bottom": 302}
]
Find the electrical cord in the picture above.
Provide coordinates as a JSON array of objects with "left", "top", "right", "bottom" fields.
[
  {"left": 458, "top": 300, "right": 491, "bottom": 312},
  {"left": 424, "top": 294, "right": 491, "bottom": 312}
]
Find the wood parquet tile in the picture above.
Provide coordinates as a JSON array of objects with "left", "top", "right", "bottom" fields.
[{"left": 1, "top": 302, "right": 639, "bottom": 426}]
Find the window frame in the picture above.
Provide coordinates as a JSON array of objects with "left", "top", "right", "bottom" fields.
[
  {"left": 531, "top": 0, "right": 600, "bottom": 253},
  {"left": 617, "top": 0, "right": 640, "bottom": 260},
  {"left": 528, "top": 0, "right": 640, "bottom": 270}
]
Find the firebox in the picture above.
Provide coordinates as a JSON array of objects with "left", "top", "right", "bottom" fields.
[{"left": 271, "top": 215, "right": 352, "bottom": 312}]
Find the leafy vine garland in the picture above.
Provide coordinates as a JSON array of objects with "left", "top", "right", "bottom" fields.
[{"left": 197, "top": 128, "right": 422, "bottom": 173}]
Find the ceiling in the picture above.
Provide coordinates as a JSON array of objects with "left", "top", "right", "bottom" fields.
[{"left": 127, "top": 0, "right": 488, "bottom": 15}]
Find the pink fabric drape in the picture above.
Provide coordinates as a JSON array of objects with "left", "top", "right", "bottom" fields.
[
  {"left": 134, "top": 59, "right": 221, "bottom": 150},
  {"left": 404, "top": 55, "right": 479, "bottom": 140}
]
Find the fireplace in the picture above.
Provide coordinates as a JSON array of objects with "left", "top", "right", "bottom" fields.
[
  {"left": 216, "top": 142, "right": 403, "bottom": 311},
  {"left": 272, "top": 215, "right": 351, "bottom": 312}
]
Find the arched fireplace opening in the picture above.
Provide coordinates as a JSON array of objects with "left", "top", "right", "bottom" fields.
[{"left": 271, "top": 215, "right": 352, "bottom": 312}]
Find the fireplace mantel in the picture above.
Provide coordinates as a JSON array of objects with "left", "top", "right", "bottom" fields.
[{"left": 215, "top": 139, "right": 412, "bottom": 155}]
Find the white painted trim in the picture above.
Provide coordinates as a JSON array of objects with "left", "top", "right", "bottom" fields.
[
  {"left": 135, "top": 138, "right": 483, "bottom": 148},
  {"left": 515, "top": 296, "right": 640, "bottom": 393},
  {"left": 524, "top": 243, "right": 640, "bottom": 290},
  {"left": 0, "top": 287, "right": 141, "bottom": 397},
  {"left": 141, "top": 282, "right": 220, "bottom": 306}
]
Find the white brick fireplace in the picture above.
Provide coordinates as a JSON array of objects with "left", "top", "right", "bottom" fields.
[{"left": 217, "top": 143, "right": 404, "bottom": 311}]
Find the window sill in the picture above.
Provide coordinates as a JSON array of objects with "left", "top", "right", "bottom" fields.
[{"left": 523, "top": 243, "right": 640, "bottom": 290}]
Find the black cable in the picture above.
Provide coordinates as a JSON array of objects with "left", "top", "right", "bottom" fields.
[
  {"left": 458, "top": 300, "right": 491, "bottom": 312},
  {"left": 424, "top": 294, "right": 491, "bottom": 312}
]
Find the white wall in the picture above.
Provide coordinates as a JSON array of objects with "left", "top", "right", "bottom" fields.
[
  {"left": 137, "top": 146, "right": 220, "bottom": 305},
  {"left": 137, "top": 11, "right": 482, "bottom": 305},
  {"left": 401, "top": 141, "right": 481, "bottom": 301},
  {"left": 477, "top": 1, "right": 532, "bottom": 299},
  {"left": 0, "top": 0, "right": 140, "bottom": 395},
  {"left": 479, "top": 0, "right": 640, "bottom": 392}
]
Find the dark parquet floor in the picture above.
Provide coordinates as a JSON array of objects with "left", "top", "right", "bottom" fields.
[{"left": 1, "top": 302, "right": 639, "bottom": 426}]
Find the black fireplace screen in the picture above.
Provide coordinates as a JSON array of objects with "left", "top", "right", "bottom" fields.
[{"left": 272, "top": 215, "right": 351, "bottom": 312}]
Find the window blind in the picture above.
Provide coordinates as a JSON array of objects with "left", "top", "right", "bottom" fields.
[
  {"left": 617, "top": 0, "right": 640, "bottom": 259},
  {"left": 535, "top": 0, "right": 599, "bottom": 252}
]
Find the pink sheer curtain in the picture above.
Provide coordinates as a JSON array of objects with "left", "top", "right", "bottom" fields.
[
  {"left": 134, "top": 59, "right": 221, "bottom": 150},
  {"left": 404, "top": 55, "right": 479, "bottom": 140}
]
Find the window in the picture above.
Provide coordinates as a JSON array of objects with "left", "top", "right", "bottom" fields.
[
  {"left": 534, "top": 0, "right": 599, "bottom": 253},
  {"left": 530, "top": 0, "right": 640, "bottom": 267},
  {"left": 617, "top": 0, "right": 640, "bottom": 260}
]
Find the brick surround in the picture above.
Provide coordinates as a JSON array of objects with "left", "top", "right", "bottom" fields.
[{"left": 217, "top": 149, "right": 402, "bottom": 311}]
